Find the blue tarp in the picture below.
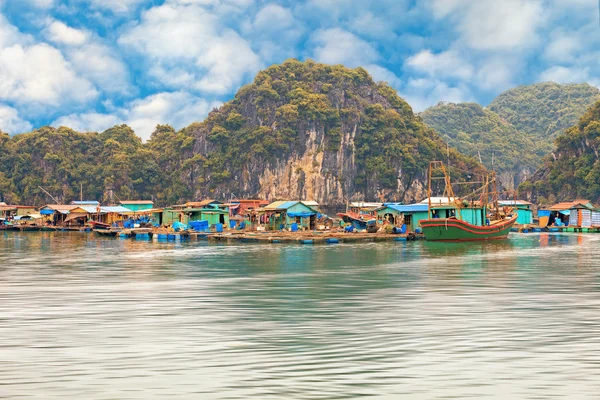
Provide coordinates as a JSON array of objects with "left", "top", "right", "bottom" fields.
[
  {"left": 538, "top": 210, "right": 551, "bottom": 217},
  {"left": 40, "top": 209, "right": 55, "bottom": 215},
  {"left": 173, "top": 221, "right": 186, "bottom": 231},
  {"left": 287, "top": 211, "right": 316, "bottom": 218},
  {"left": 189, "top": 220, "right": 209, "bottom": 232}
]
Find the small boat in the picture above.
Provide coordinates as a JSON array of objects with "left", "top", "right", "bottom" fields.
[
  {"left": 420, "top": 161, "right": 517, "bottom": 242},
  {"left": 337, "top": 211, "right": 368, "bottom": 229},
  {"left": 93, "top": 228, "right": 121, "bottom": 237}
]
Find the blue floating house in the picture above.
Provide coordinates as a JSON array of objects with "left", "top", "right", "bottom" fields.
[{"left": 263, "top": 201, "right": 319, "bottom": 231}]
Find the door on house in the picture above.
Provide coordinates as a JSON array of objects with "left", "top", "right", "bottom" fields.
[{"left": 309, "top": 215, "right": 316, "bottom": 230}]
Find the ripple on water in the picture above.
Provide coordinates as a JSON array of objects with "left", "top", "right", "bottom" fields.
[{"left": 1, "top": 232, "right": 600, "bottom": 399}]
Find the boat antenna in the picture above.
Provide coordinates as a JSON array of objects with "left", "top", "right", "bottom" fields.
[{"left": 38, "top": 186, "right": 59, "bottom": 203}]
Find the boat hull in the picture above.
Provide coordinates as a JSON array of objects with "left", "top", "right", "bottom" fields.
[{"left": 420, "top": 215, "right": 517, "bottom": 242}]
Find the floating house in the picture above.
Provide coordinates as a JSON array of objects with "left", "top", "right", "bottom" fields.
[
  {"left": 349, "top": 202, "right": 382, "bottom": 218},
  {"left": 263, "top": 201, "right": 319, "bottom": 231},
  {"left": 376, "top": 203, "right": 429, "bottom": 232},
  {"left": 119, "top": 200, "right": 154, "bottom": 212},
  {"left": 0, "top": 203, "right": 36, "bottom": 219},
  {"left": 544, "top": 200, "right": 594, "bottom": 227},
  {"left": 39, "top": 204, "right": 90, "bottom": 226},
  {"left": 228, "top": 199, "right": 268, "bottom": 229},
  {"left": 498, "top": 200, "right": 533, "bottom": 225},
  {"left": 171, "top": 200, "right": 230, "bottom": 230}
]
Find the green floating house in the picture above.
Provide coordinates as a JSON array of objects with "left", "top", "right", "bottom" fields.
[
  {"left": 498, "top": 200, "right": 533, "bottom": 225},
  {"left": 262, "top": 201, "right": 319, "bottom": 231},
  {"left": 178, "top": 200, "right": 229, "bottom": 227},
  {"left": 376, "top": 203, "right": 430, "bottom": 232},
  {"left": 119, "top": 200, "right": 154, "bottom": 212}
]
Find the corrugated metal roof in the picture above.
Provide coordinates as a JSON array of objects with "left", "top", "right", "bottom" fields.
[
  {"left": 119, "top": 200, "right": 154, "bottom": 205},
  {"left": 498, "top": 200, "right": 532, "bottom": 206},
  {"left": 41, "top": 204, "right": 80, "bottom": 213},
  {"left": 70, "top": 201, "right": 99, "bottom": 206},
  {"left": 101, "top": 206, "right": 132, "bottom": 213},
  {"left": 381, "top": 204, "right": 429, "bottom": 213},
  {"left": 350, "top": 202, "right": 382, "bottom": 208},
  {"left": 264, "top": 200, "right": 292, "bottom": 210},
  {"left": 419, "top": 197, "right": 456, "bottom": 205},
  {"left": 549, "top": 200, "right": 593, "bottom": 211}
]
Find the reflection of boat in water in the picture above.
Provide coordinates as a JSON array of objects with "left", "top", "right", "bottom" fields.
[
  {"left": 13, "top": 225, "right": 42, "bottom": 232},
  {"left": 420, "top": 161, "right": 517, "bottom": 242}
]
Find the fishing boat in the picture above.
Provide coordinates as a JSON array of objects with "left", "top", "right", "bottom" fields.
[
  {"left": 420, "top": 161, "right": 517, "bottom": 242},
  {"left": 93, "top": 228, "right": 121, "bottom": 237}
]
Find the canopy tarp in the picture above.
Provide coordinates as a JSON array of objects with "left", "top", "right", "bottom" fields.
[
  {"left": 40, "top": 209, "right": 55, "bottom": 215},
  {"left": 64, "top": 212, "right": 88, "bottom": 223}
]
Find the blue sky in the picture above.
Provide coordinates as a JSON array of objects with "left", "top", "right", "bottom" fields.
[{"left": 0, "top": 0, "right": 598, "bottom": 140}]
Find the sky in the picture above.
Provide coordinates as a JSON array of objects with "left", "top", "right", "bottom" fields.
[{"left": 0, "top": 0, "right": 599, "bottom": 140}]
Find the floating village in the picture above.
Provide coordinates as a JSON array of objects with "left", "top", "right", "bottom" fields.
[
  {"left": 1, "top": 162, "right": 598, "bottom": 243},
  {"left": 1, "top": 193, "right": 598, "bottom": 244}
]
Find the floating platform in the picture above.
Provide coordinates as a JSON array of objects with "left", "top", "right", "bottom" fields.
[{"left": 204, "top": 231, "right": 424, "bottom": 244}]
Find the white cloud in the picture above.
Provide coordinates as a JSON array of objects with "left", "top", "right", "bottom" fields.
[
  {"left": 475, "top": 58, "right": 515, "bottom": 91},
  {"left": 365, "top": 64, "right": 401, "bottom": 88},
  {"left": 0, "top": 43, "right": 98, "bottom": 106},
  {"left": 119, "top": 3, "right": 262, "bottom": 95},
  {"left": 431, "top": 0, "right": 545, "bottom": 51},
  {"left": 311, "top": 28, "right": 379, "bottom": 66},
  {"left": 0, "top": 104, "right": 33, "bottom": 134},
  {"left": 405, "top": 49, "right": 473, "bottom": 80},
  {"left": 52, "top": 112, "right": 121, "bottom": 133},
  {"left": 44, "top": 20, "right": 88, "bottom": 46},
  {"left": 67, "top": 43, "right": 131, "bottom": 94},
  {"left": 87, "top": 0, "right": 147, "bottom": 13},
  {"left": 401, "top": 78, "right": 472, "bottom": 112},
  {"left": 52, "top": 92, "right": 221, "bottom": 140},
  {"left": 0, "top": 14, "right": 30, "bottom": 49},
  {"left": 538, "top": 66, "right": 590, "bottom": 83},
  {"left": 125, "top": 92, "right": 220, "bottom": 140},
  {"left": 253, "top": 4, "right": 294, "bottom": 32},
  {"left": 544, "top": 34, "right": 582, "bottom": 62}
]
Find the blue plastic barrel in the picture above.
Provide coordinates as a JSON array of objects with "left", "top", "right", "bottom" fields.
[
  {"left": 326, "top": 238, "right": 339, "bottom": 244},
  {"left": 215, "top": 223, "right": 223, "bottom": 233},
  {"left": 291, "top": 223, "right": 298, "bottom": 232}
]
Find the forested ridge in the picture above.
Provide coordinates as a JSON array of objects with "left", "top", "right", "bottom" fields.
[
  {"left": 0, "top": 59, "right": 481, "bottom": 206},
  {"left": 420, "top": 102, "right": 539, "bottom": 189},
  {"left": 520, "top": 100, "right": 600, "bottom": 204}
]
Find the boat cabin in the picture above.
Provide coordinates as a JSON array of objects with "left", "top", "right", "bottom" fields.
[{"left": 498, "top": 200, "right": 533, "bottom": 225}]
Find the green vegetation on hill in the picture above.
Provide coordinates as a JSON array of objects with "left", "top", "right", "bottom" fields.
[
  {"left": 0, "top": 125, "right": 159, "bottom": 204},
  {"left": 420, "top": 102, "right": 540, "bottom": 188},
  {"left": 489, "top": 82, "right": 600, "bottom": 153},
  {"left": 0, "top": 59, "right": 482, "bottom": 206},
  {"left": 520, "top": 100, "right": 600, "bottom": 204}
]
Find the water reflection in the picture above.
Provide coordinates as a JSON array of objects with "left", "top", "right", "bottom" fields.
[{"left": 1, "top": 232, "right": 600, "bottom": 399}]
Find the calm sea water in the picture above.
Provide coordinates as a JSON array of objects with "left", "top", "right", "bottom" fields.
[{"left": 1, "top": 232, "right": 600, "bottom": 399}]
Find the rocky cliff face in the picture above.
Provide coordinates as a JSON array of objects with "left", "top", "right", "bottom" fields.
[{"left": 172, "top": 59, "right": 481, "bottom": 205}]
